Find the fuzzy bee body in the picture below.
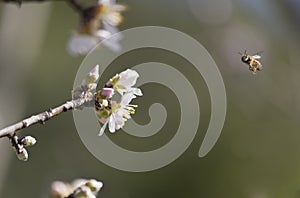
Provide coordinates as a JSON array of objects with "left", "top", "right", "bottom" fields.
[{"left": 240, "top": 51, "right": 263, "bottom": 75}]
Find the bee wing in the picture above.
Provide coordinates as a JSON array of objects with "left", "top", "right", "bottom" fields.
[
  {"left": 252, "top": 55, "right": 261, "bottom": 59},
  {"left": 253, "top": 50, "right": 264, "bottom": 58}
]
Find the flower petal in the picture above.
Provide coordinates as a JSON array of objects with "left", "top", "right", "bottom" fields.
[
  {"left": 113, "top": 4, "right": 127, "bottom": 12},
  {"left": 96, "top": 29, "right": 122, "bottom": 52},
  {"left": 120, "top": 92, "right": 136, "bottom": 106},
  {"left": 108, "top": 114, "right": 116, "bottom": 132},
  {"left": 130, "top": 88, "right": 143, "bottom": 96},
  {"left": 67, "top": 34, "right": 98, "bottom": 56},
  {"left": 98, "top": 0, "right": 110, "bottom": 5},
  {"left": 98, "top": 120, "right": 108, "bottom": 136},
  {"left": 118, "top": 69, "right": 139, "bottom": 88}
]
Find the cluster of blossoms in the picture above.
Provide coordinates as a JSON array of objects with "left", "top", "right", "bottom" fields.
[
  {"left": 95, "top": 69, "right": 142, "bottom": 136},
  {"left": 72, "top": 65, "right": 143, "bottom": 136},
  {"left": 72, "top": 65, "right": 100, "bottom": 103},
  {"left": 68, "top": 0, "right": 127, "bottom": 55},
  {"left": 51, "top": 178, "right": 103, "bottom": 198}
]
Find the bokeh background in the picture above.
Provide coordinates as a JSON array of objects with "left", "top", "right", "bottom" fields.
[{"left": 0, "top": 0, "right": 300, "bottom": 197}]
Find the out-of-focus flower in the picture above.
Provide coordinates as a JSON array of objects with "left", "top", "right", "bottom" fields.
[
  {"left": 50, "top": 179, "right": 103, "bottom": 198},
  {"left": 95, "top": 69, "right": 142, "bottom": 136},
  {"left": 67, "top": 0, "right": 126, "bottom": 56},
  {"left": 99, "top": 0, "right": 127, "bottom": 30},
  {"left": 67, "top": 30, "right": 122, "bottom": 55},
  {"left": 51, "top": 181, "right": 72, "bottom": 198}
]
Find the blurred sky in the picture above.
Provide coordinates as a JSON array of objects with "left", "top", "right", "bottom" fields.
[{"left": 0, "top": 0, "right": 300, "bottom": 198}]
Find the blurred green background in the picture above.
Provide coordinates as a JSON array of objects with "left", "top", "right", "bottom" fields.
[{"left": 0, "top": 0, "right": 300, "bottom": 197}]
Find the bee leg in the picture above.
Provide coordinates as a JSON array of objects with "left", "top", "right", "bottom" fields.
[
  {"left": 252, "top": 67, "right": 257, "bottom": 74},
  {"left": 257, "top": 65, "right": 263, "bottom": 71}
]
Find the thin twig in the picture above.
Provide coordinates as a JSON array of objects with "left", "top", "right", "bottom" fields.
[
  {"left": 67, "top": 0, "right": 84, "bottom": 12},
  {"left": 2, "top": 0, "right": 85, "bottom": 13},
  {"left": 0, "top": 96, "right": 94, "bottom": 138},
  {"left": 1, "top": 0, "right": 62, "bottom": 3}
]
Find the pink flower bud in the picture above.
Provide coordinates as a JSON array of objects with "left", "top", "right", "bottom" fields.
[{"left": 101, "top": 88, "right": 115, "bottom": 98}]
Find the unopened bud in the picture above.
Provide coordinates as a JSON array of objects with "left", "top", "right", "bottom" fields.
[
  {"left": 20, "top": 136, "right": 37, "bottom": 147},
  {"left": 86, "top": 83, "right": 97, "bottom": 91},
  {"left": 17, "top": 148, "right": 28, "bottom": 161},
  {"left": 85, "top": 65, "right": 100, "bottom": 84},
  {"left": 101, "top": 88, "right": 114, "bottom": 98}
]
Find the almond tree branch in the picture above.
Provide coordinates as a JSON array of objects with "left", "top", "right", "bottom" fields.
[
  {"left": 2, "top": 0, "right": 64, "bottom": 3},
  {"left": 0, "top": 96, "right": 94, "bottom": 138},
  {"left": 2, "top": 0, "right": 85, "bottom": 12},
  {"left": 67, "top": 0, "right": 84, "bottom": 12}
]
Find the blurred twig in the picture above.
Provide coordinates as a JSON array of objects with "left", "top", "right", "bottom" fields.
[
  {"left": 2, "top": 0, "right": 85, "bottom": 12},
  {"left": 0, "top": 96, "right": 94, "bottom": 138}
]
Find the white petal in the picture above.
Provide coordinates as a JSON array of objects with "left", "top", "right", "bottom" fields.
[
  {"left": 120, "top": 92, "right": 136, "bottom": 106},
  {"left": 118, "top": 69, "right": 139, "bottom": 88},
  {"left": 98, "top": 121, "right": 108, "bottom": 136},
  {"left": 96, "top": 29, "right": 112, "bottom": 39},
  {"left": 114, "top": 112, "right": 124, "bottom": 129},
  {"left": 67, "top": 34, "right": 98, "bottom": 56},
  {"left": 104, "top": 12, "right": 123, "bottom": 26},
  {"left": 96, "top": 29, "right": 122, "bottom": 52},
  {"left": 113, "top": 4, "right": 127, "bottom": 12},
  {"left": 108, "top": 114, "right": 116, "bottom": 132},
  {"left": 103, "top": 21, "right": 120, "bottom": 35},
  {"left": 130, "top": 88, "right": 143, "bottom": 96},
  {"left": 99, "top": 0, "right": 110, "bottom": 5},
  {"left": 102, "top": 38, "right": 122, "bottom": 52}
]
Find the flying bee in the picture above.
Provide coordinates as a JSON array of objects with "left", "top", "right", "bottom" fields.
[{"left": 239, "top": 50, "right": 263, "bottom": 75}]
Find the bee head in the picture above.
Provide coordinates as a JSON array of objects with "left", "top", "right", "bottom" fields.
[
  {"left": 241, "top": 55, "right": 249, "bottom": 63},
  {"left": 239, "top": 50, "right": 249, "bottom": 63}
]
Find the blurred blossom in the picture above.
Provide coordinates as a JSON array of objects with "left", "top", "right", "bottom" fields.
[
  {"left": 100, "top": 0, "right": 127, "bottom": 30},
  {"left": 67, "top": 0, "right": 126, "bottom": 55},
  {"left": 250, "top": 192, "right": 268, "bottom": 198},
  {"left": 50, "top": 179, "right": 103, "bottom": 198},
  {"left": 51, "top": 181, "right": 71, "bottom": 198},
  {"left": 67, "top": 30, "right": 122, "bottom": 56},
  {"left": 187, "top": 0, "right": 233, "bottom": 25}
]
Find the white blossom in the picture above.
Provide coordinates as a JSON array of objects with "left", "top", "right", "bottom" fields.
[
  {"left": 110, "top": 69, "right": 143, "bottom": 96},
  {"left": 98, "top": 91, "right": 140, "bottom": 135},
  {"left": 67, "top": 30, "right": 121, "bottom": 56},
  {"left": 67, "top": 0, "right": 125, "bottom": 56},
  {"left": 99, "top": 0, "right": 127, "bottom": 27}
]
